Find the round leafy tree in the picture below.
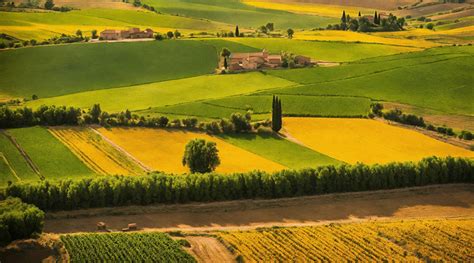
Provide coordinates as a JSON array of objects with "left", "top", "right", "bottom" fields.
[{"left": 182, "top": 139, "right": 220, "bottom": 173}]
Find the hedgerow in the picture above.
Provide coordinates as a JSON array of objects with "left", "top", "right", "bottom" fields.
[{"left": 5, "top": 157, "right": 473, "bottom": 211}]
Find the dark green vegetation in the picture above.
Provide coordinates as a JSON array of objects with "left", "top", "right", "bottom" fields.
[
  {"left": 267, "top": 46, "right": 474, "bottom": 115},
  {"left": 145, "top": 95, "right": 371, "bottom": 120},
  {"left": 141, "top": 0, "right": 337, "bottom": 29},
  {"left": 6, "top": 127, "right": 93, "bottom": 180},
  {"left": 6, "top": 157, "right": 472, "bottom": 211},
  {"left": 219, "top": 134, "right": 341, "bottom": 169},
  {"left": 0, "top": 39, "right": 257, "bottom": 99},
  {"left": 271, "top": 95, "right": 282, "bottom": 132},
  {"left": 182, "top": 139, "right": 221, "bottom": 173},
  {"left": 328, "top": 11, "right": 405, "bottom": 32},
  {"left": 61, "top": 232, "right": 195, "bottom": 262},
  {"left": 0, "top": 198, "right": 44, "bottom": 246}
]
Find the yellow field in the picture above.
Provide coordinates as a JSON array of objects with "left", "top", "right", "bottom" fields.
[
  {"left": 218, "top": 219, "right": 474, "bottom": 262},
  {"left": 96, "top": 127, "right": 285, "bottom": 174},
  {"left": 294, "top": 30, "right": 441, "bottom": 48},
  {"left": 242, "top": 0, "right": 375, "bottom": 18},
  {"left": 49, "top": 127, "right": 145, "bottom": 176},
  {"left": 283, "top": 118, "right": 474, "bottom": 164}
]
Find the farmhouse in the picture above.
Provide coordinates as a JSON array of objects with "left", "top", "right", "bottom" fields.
[
  {"left": 100, "top": 28, "right": 154, "bottom": 40},
  {"left": 226, "top": 50, "right": 281, "bottom": 71}
]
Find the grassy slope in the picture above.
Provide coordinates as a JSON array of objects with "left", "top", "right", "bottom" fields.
[
  {"left": 0, "top": 133, "right": 38, "bottom": 185},
  {"left": 27, "top": 72, "right": 297, "bottom": 112},
  {"left": 0, "top": 39, "right": 257, "bottom": 100},
  {"left": 225, "top": 38, "right": 422, "bottom": 62},
  {"left": 219, "top": 134, "right": 341, "bottom": 169},
  {"left": 6, "top": 127, "right": 93, "bottom": 179},
  {"left": 146, "top": 95, "right": 371, "bottom": 120},
  {"left": 141, "top": 0, "right": 337, "bottom": 29},
  {"left": 267, "top": 46, "right": 474, "bottom": 115},
  {"left": 0, "top": 8, "right": 233, "bottom": 40}
]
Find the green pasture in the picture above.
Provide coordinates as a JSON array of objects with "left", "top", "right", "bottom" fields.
[
  {"left": 147, "top": 95, "right": 371, "bottom": 120},
  {"left": 267, "top": 46, "right": 474, "bottom": 115},
  {"left": 6, "top": 127, "right": 93, "bottom": 180},
  {"left": 27, "top": 72, "right": 296, "bottom": 112},
  {"left": 0, "top": 133, "right": 38, "bottom": 185},
  {"left": 226, "top": 38, "right": 422, "bottom": 62},
  {"left": 219, "top": 133, "right": 341, "bottom": 169},
  {"left": 141, "top": 0, "right": 337, "bottom": 29}
]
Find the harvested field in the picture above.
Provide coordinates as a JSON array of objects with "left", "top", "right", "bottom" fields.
[
  {"left": 44, "top": 184, "right": 474, "bottom": 233},
  {"left": 185, "top": 236, "right": 234, "bottom": 263},
  {"left": 283, "top": 118, "right": 474, "bottom": 164},
  {"left": 49, "top": 127, "right": 145, "bottom": 176},
  {"left": 219, "top": 218, "right": 474, "bottom": 262},
  {"left": 96, "top": 127, "right": 285, "bottom": 173}
]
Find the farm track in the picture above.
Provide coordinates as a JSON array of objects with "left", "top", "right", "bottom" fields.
[
  {"left": 185, "top": 236, "right": 234, "bottom": 263},
  {"left": 0, "top": 152, "right": 21, "bottom": 181},
  {"left": 1, "top": 130, "right": 43, "bottom": 180},
  {"left": 44, "top": 184, "right": 474, "bottom": 233}
]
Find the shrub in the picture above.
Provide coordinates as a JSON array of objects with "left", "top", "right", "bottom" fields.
[
  {"left": 205, "top": 121, "right": 221, "bottom": 134},
  {"left": 230, "top": 112, "right": 252, "bottom": 133},
  {"left": 0, "top": 198, "right": 44, "bottom": 246},
  {"left": 458, "top": 130, "right": 473, "bottom": 140}
]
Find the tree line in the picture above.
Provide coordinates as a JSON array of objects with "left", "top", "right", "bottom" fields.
[
  {"left": 326, "top": 10, "right": 405, "bottom": 32},
  {"left": 5, "top": 157, "right": 473, "bottom": 211},
  {"left": 0, "top": 198, "right": 44, "bottom": 245}
]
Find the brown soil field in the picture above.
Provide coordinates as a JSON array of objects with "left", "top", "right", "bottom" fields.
[
  {"left": 44, "top": 184, "right": 474, "bottom": 233},
  {"left": 397, "top": 3, "right": 472, "bottom": 17},
  {"left": 185, "top": 236, "right": 234, "bottom": 263},
  {"left": 430, "top": 8, "right": 474, "bottom": 21}
]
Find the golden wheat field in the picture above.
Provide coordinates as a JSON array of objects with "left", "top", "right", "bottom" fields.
[
  {"left": 294, "top": 30, "right": 440, "bottom": 48},
  {"left": 49, "top": 127, "right": 145, "bottom": 175},
  {"left": 283, "top": 118, "right": 474, "bottom": 164},
  {"left": 242, "top": 0, "right": 375, "bottom": 18},
  {"left": 218, "top": 219, "right": 474, "bottom": 262},
  {"left": 96, "top": 127, "right": 285, "bottom": 174}
]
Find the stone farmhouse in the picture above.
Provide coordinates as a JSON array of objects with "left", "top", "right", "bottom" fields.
[
  {"left": 223, "top": 49, "right": 312, "bottom": 71},
  {"left": 100, "top": 28, "right": 154, "bottom": 40}
]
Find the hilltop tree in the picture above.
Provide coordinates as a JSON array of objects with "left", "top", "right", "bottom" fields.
[
  {"left": 90, "top": 104, "right": 101, "bottom": 124},
  {"left": 44, "top": 0, "right": 54, "bottom": 10},
  {"left": 91, "top": 29, "right": 98, "bottom": 39},
  {"left": 272, "top": 95, "right": 282, "bottom": 132},
  {"left": 235, "top": 25, "right": 239, "bottom": 37},
  {"left": 174, "top": 30, "right": 181, "bottom": 38},
  {"left": 166, "top": 31, "right": 174, "bottom": 39},
  {"left": 287, "top": 28, "right": 294, "bottom": 39},
  {"left": 182, "top": 139, "right": 220, "bottom": 173},
  {"left": 341, "top": 10, "right": 347, "bottom": 23},
  {"left": 266, "top": 22, "right": 274, "bottom": 32}
]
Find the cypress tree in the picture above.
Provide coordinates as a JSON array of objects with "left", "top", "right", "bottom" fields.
[
  {"left": 235, "top": 25, "right": 239, "bottom": 37},
  {"left": 341, "top": 10, "right": 346, "bottom": 23},
  {"left": 374, "top": 11, "right": 378, "bottom": 24},
  {"left": 224, "top": 57, "right": 228, "bottom": 69},
  {"left": 272, "top": 95, "right": 282, "bottom": 132},
  {"left": 358, "top": 11, "right": 361, "bottom": 17}
]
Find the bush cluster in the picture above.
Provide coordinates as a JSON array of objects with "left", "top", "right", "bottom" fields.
[
  {"left": 0, "top": 198, "right": 45, "bottom": 245},
  {"left": 6, "top": 157, "right": 473, "bottom": 211}
]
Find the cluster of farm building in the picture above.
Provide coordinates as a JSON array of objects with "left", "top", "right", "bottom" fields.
[
  {"left": 223, "top": 49, "right": 312, "bottom": 71},
  {"left": 99, "top": 28, "right": 154, "bottom": 40}
]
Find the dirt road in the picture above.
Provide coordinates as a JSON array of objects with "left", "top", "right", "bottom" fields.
[
  {"left": 45, "top": 184, "right": 474, "bottom": 233},
  {"left": 185, "top": 236, "right": 235, "bottom": 263}
]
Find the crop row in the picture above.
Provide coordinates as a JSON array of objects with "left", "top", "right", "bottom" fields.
[
  {"left": 61, "top": 232, "right": 196, "bottom": 262},
  {"left": 218, "top": 219, "right": 474, "bottom": 262}
]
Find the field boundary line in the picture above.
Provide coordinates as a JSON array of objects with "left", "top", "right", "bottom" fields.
[
  {"left": 1, "top": 130, "right": 44, "bottom": 180},
  {"left": 89, "top": 127, "right": 152, "bottom": 172},
  {"left": 0, "top": 152, "right": 21, "bottom": 182}
]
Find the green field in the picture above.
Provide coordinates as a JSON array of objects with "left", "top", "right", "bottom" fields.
[
  {"left": 61, "top": 232, "right": 195, "bottom": 262},
  {"left": 0, "top": 8, "right": 233, "bottom": 40},
  {"left": 267, "top": 46, "right": 474, "bottom": 115},
  {"left": 0, "top": 133, "right": 38, "bottom": 185},
  {"left": 0, "top": 40, "right": 226, "bottom": 100},
  {"left": 146, "top": 95, "right": 371, "bottom": 120},
  {"left": 27, "top": 72, "right": 296, "bottom": 112},
  {"left": 142, "top": 0, "right": 337, "bottom": 29},
  {"left": 226, "top": 38, "right": 422, "bottom": 62},
  {"left": 5, "top": 127, "right": 93, "bottom": 180},
  {"left": 219, "top": 133, "right": 341, "bottom": 169}
]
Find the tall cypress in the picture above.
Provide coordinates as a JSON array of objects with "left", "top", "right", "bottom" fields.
[
  {"left": 374, "top": 11, "right": 378, "bottom": 24},
  {"left": 272, "top": 95, "right": 282, "bottom": 132},
  {"left": 341, "top": 10, "right": 346, "bottom": 23},
  {"left": 235, "top": 25, "right": 240, "bottom": 37},
  {"left": 358, "top": 11, "right": 361, "bottom": 17}
]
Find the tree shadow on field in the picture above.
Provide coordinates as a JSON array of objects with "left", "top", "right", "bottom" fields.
[{"left": 45, "top": 185, "right": 474, "bottom": 233}]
